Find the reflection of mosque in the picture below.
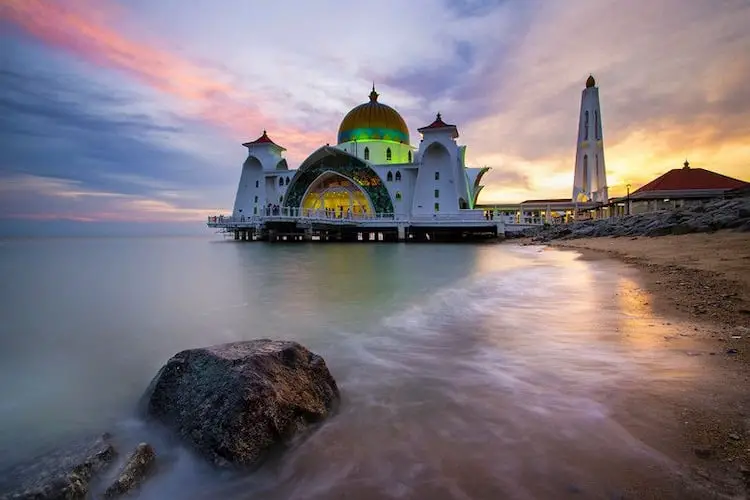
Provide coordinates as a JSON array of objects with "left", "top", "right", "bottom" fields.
[{"left": 209, "top": 86, "right": 500, "bottom": 242}]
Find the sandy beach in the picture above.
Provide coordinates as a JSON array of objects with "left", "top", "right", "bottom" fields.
[{"left": 533, "top": 230, "right": 750, "bottom": 497}]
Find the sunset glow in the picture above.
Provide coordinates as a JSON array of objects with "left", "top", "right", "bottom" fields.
[{"left": 1, "top": 0, "right": 748, "bottom": 225}]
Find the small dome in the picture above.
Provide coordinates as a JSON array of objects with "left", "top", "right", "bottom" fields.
[
  {"left": 586, "top": 75, "right": 596, "bottom": 88},
  {"left": 337, "top": 86, "right": 410, "bottom": 145}
]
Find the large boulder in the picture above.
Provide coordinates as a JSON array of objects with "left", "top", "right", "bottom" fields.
[{"left": 142, "top": 340, "right": 339, "bottom": 469}]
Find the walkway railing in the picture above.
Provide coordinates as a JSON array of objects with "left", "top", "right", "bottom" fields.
[
  {"left": 207, "top": 208, "right": 401, "bottom": 225},
  {"left": 206, "top": 208, "right": 495, "bottom": 226}
]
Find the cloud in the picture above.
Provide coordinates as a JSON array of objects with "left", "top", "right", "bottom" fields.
[
  {"left": 0, "top": 60, "right": 237, "bottom": 223},
  {"left": 0, "top": 0, "right": 329, "bottom": 156},
  {"left": 463, "top": 0, "right": 750, "bottom": 201},
  {"left": 1, "top": 0, "right": 749, "bottom": 220},
  {"left": 0, "top": 172, "right": 222, "bottom": 224}
]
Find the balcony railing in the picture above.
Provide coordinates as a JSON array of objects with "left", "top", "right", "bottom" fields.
[{"left": 206, "top": 208, "right": 495, "bottom": 226}]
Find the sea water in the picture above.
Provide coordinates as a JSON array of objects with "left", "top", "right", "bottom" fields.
[{"left": 0, "top": 236, "right": 707, "bottom": 499}]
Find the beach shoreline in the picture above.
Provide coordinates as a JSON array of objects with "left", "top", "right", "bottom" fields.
[{"left": 520, "top": 232, "right": 750, "bottom": 497}]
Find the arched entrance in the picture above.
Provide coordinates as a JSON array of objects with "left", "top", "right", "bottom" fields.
[
  {"left": 301, "top": 172, "right": 374, "bottom": 217},
  {"left": 284, "top": 146, "right": 395, "bottom": 215}
]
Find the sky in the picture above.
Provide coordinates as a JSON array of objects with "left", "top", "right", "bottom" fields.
[{"left": 1, "top": 0, "right": 749, "bottom": 234}]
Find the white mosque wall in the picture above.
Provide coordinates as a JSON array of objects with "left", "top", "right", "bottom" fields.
[
  {"left": 265, "top": 175, "right": 291, "bottom": 207},
  {"left": 233, "top": 147, "right": 294, "bottom": 216},
  {"left": 371, "top": 164, "right": 417, "bottom": 216},
  {"left": 412, "top": 139, "right": 461, "bottom": 216},
  {"left": 337, "top": 141, "right": 413, "bottom": 164},
  {"left": 233, "top": 156, "right": 263, "bottom": 216}
]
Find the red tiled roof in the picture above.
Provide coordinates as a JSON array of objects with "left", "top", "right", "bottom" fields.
[
  {"left": 420, "top": 112, "right": 455, "bottom": 130},
  {"left": 633, "top": 165, "right": 749, "bottom": 194},
  {"left": 243, "top": 130, "right": 285, "bottom": 150},
  {"left": 418, "top": 113, "right": 459, "bottom": 139}
]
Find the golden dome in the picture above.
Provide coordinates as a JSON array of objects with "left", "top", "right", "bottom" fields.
[
  {"left": 337, "top": 86, "right": 409, "bottom": 145},
  {"left": 586, "top": 74, "right": 596, "bottom": 88}
]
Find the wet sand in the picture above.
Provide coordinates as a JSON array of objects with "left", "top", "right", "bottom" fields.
[{"left": 529, "top": 231, "right": 750, "bottom": 497}]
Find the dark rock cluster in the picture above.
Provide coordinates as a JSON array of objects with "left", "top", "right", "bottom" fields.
[
  {"left": 0, "top": 434, "right": 115, "bottom": 500},
  {"left": 1, "top": 340, "right": 339, "bottom": 499},
  {"left": 509, "top": 197, "right": 750, "bottom": 242}
]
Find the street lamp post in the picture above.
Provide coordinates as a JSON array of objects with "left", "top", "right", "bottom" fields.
[{"left": 626, "top": 183, "right": 631, "bottom": 216}]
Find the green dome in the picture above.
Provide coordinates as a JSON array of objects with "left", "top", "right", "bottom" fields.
[{"left": 337, "top": 87, "right": 409, "bottom": 145}]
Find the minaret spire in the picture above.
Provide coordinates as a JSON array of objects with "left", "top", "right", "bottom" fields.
[{"left": 572, "top": 75, "right": 608, "bottom": 203}]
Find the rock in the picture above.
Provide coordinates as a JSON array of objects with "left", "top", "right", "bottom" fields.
[
  {"left": 521, "top": 196, "right": 750, "bottom": 242},
  {"left": 0, "top": 434, "right": 116, "bottom": 500},
  {"left": 693, "top": 446, "right": 712, "bottom": 459},
  {"left": 103, "top": 443, "right": 156, "bottom": 498},
  {"left": 142, "top": 340, "right": 340, "bottom": 469}
]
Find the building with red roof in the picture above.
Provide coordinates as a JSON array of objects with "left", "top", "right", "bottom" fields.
[{"left": 628, "top": 160, "right": 749, "bottom": 214}]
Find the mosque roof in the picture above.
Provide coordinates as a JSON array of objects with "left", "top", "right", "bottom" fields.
[
  {"left": 337, "top": 86, "right": 410, "bottom": 145},
  {"left": 418, "top": 113, "right": 459, "bottom": 138},
  {"left": 243, "top": 130, "right": 285, "bottom": 151}
]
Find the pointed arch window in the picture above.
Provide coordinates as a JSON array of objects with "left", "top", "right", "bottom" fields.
[
  {"left": 408, "top": 151, "right": 412, "bottom": 163},
  {"left": 584, "top": 111, "right": 590, "bottom": 140},
  {"left": 279, "top": 177, "right": 284, "bottom": 187},
  {"left": 434, "top": 171, "right": 440, "bottom": 181},
  {"left": 395, "top": 191, "right": 402, "bottom": 201},
  {"left": 285, "top": 177, "right": 290, "bottom": 185},
  {"left": 594, "top": 111, "right": 600, "bottom": 140},
  {"left": 386, "top": 171, "right": 393, "bottom": 182},
  {"left": 595, "top": 154, "right": 600, "bottom": 188},
  {"left": 395, "top": 171, "right": 401, "bottom": 182},
  {"left": 386, "top": 148, "right": 392, "bottom": 162},
  {"left": 582, "top": 155, "right": 589, "bottom": 193},
  {"left": 255, "top": 180, "right": 259, "bottom": 188},
  {"left": 364, "top": 147, "right": 370, "bottom": 161}
]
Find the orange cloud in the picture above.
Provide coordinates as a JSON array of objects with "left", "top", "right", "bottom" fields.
[
  {"left": 0, "top": 173, "right": 226, "bottom": 223},
  {"left": 0, "top": 0, "right": 328, "bottom": 157}
]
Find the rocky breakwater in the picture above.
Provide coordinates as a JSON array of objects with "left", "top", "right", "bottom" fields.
[
  {"left": 522, "top": 197, "right": 750, "bottom": 243},
  {"left": 142, "top": 339, "right": 340, "bottom": 469},
  {"left": 0, "top": 339, "right": 339, "bottom": 499}
]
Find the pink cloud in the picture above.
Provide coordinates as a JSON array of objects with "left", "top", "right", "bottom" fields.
[{"left": 1, "top": 0, "right": 328, "bottom": 156}]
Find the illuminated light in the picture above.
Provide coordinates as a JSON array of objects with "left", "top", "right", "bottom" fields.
[
  {"left": 301, "top": 174, "right": 374, "bottom": 215},
  {"left": 338, "top": 128, "right": 409, "bottom": 145},
  {"left": 337, "top": 88, "right": 410, "bottom": 146}
]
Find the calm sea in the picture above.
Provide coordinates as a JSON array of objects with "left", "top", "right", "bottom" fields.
[{"left": 0, "top": 236, "right": 708, "bottom": 499}]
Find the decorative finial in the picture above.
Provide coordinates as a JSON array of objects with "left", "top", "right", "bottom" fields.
[
  {"left": 586, "top": 74, "right": 596, "bottom": 88},
  {"left": 263, "top": 129, "right": 267, "bottom": 135},
  {"left": 436, "top": 112, "right": 442, "bottom": 121},
  {"left": 683, "top": 159, "right": 690, "bottom": 169},
  {"left": 369, "top": 84, "right": 379, "bottom": 102}
]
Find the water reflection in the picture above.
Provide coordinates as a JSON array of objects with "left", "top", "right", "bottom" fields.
[{"left": 0, "top": 239, "right": 711, "bottom": 499}]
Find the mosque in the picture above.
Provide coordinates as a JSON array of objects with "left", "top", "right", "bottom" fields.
[
  {"left": 209, "top": 75, "right": 749, "bottom": 238},
  {"left": 209, "top": 85, "right": 499, "bottom": 241}
]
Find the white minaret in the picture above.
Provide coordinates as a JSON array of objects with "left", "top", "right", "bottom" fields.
[{"left": 572, "top": 75, "right": 608, "bottom": 203}]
